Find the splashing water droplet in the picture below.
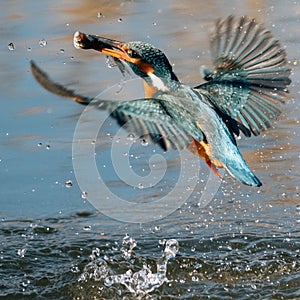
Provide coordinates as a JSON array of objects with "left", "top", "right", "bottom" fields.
[
  {"left": 39, "top": 38, "right": 47, "bottom": 47},
  {"left": 127, "top": 133, "right": 135, "bottom": 141},
  {"left": 21, "top": 279, "right": 31, "bottom": 287},
  {"left": 83, "top": 225, "right": 92, "bottom": 231},
  {"left": 8, "top": 42, "right": 15, "bottom": 51},
  {"left": 164, "top": 239, "right": 179, "bottom": 259},
  {"left": 17, "top": 248, "right": 27, "bottom": 257},
  {"left": 104, "top": 276, "right": 114, "bottom": 287},
  {"left": 70, "top": 265, "right": 80, "bottom": 273},
  {"left": 141, "top": 138, "right": 149, "bottom": 146},
  {"left": 90, "top": 247, "right": 100, "bottom": 260},
  {"left": 156, "top": 239, "right": 179, "bottom": 280},
  {"left": 154, "top": 225, "right": 161, "bottom": 231},
  {"left": 121, "top": 235, "right": 137, "bottom": 259},
  {"left": 65, "top": 180, "right": 73, "bottom": 188},
  {"left": 105, "top": 56, "right": 118, "bottom": 69},
  {"left": 81, "top": 191, "right": 88, "bottom": 199}
]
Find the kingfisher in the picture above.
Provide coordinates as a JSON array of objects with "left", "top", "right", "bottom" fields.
[{"left": 30, "top": 16, "right": 291, "bottom": 187}]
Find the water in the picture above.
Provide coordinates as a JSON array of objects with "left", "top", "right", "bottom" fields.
[
  {"left": 1, "top": 1, "right": 300, "bottom": 299},
  {"left": 1, "top": 215, "right": 299, "bottom": 299}
]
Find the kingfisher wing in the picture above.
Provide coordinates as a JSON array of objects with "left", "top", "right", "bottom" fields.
[
  {"left": 30, "top": 60, "right": 92, "bottom": 105},
  {"left": 107, "top": 97, "right": 204, "bottom": 151},
  {"left": 30, "top": 60, "right": 203, "bottom": 151},
  {"left": 196, "top": 15, "right": 291, "bottom": 136}
]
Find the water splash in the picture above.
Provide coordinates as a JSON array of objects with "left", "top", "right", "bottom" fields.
[
  {"left": 78, "top": 248, "right": 109, "bottom": 282},
  {"left": 78, "top": 237, "right": 179, "bottom": 296},
  {"left": 104, "top": 239, "right": 179, "bottom": 296},
  {"left": 38, "top": 38, "right": 47, "bottom": 47},
  {"left": 121, "top": 234, "right": 137, "bottom": 260},
  {"left": 104, "top": 264, "right": 162, "bottom": 295},
  {"left": 8, "top": 42, "right": 15, "bottom": 51},
  {"left": 65, "top": 180, "right": 73, "bottom": 188},
  {"left": 17, "top": 248, "right": 27, "bottom": 258},
  {"left": 156, "top": 239, "right": 179, "bottom": 280}
]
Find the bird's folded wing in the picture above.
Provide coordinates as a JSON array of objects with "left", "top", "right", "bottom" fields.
[{"left": 196, "top": 15, "right": 291, "bottom": 136}]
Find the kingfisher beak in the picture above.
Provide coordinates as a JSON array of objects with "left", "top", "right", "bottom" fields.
[
  {"left": 73, "top": 31, "right": 129, "bottom": 60},
  {"left": 73, "top": 31, "right": 156, "bottom": 81}
]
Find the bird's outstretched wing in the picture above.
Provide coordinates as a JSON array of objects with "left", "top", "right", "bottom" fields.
[
  {"left": 30, "top": 60, "right": 202, "bottom": 151},
  {"left": 30, "top": 60, "right": 92, "bottom": 105},
  {"left": 196, "top": 15, "right": 291, "bottom": 136},
  {"left": 108, "top": 98, "right": 204, "bottom": 150}
]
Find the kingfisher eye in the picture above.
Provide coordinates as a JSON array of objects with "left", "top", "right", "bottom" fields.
[{"left": 126, "top": 49, "right": 139, "bottom": 58}]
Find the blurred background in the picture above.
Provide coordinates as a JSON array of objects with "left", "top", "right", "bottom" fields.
[{"left": 1, "top": 1, "right": 299, "bottom": 299}]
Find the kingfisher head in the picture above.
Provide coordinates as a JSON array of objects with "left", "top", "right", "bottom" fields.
[{"left": 73, "top": 31, "right": 179, "bottom": 95}]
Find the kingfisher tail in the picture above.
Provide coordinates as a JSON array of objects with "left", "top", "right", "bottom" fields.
[{"left": 224, "top": 156, "right": 262, "bottom": 187}]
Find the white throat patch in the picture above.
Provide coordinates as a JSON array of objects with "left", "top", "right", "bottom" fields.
[{"left": 147, "top": 72, "right": 169, "bottom": 92}]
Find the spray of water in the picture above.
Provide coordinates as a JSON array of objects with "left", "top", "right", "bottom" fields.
[{"left": 78, "top": 237, "right": 179, "bottom": 296}]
